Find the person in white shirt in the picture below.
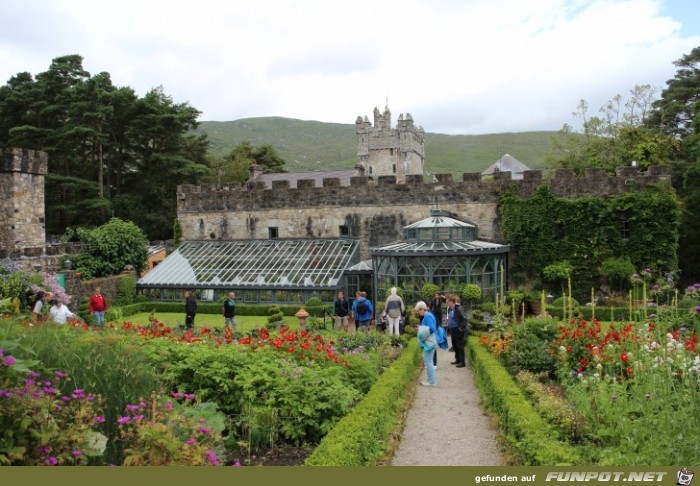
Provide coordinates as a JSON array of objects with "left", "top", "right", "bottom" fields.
[{"left": 49, "top": 300, "right": 76, "bottom": 325}]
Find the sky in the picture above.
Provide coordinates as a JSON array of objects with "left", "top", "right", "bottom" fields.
[{"left": 0, "top": 0, "right": 699, "bottom": 135}]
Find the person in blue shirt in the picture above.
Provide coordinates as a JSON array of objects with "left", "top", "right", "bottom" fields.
[
  {"left": 415, "top": 301, "right": 438, "bottom": 386},
  {"left": 352, "top": 291, "right": 373, "bottom": 333}
]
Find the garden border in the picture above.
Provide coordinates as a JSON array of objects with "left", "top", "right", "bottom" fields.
[
  {"left": 466, "top": 335, "right": 580, "bottom": 466},
  {"left": 304, "top": 339, "right": 422, "bottom": 466}
]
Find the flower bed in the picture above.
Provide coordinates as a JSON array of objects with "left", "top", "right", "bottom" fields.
[{"left": 2, "top": 317, "right": 407, "bottom": 465}]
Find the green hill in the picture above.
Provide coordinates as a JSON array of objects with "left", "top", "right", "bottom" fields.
[{"left": 196, "top": 117, "right": 569, "bottom": 174}]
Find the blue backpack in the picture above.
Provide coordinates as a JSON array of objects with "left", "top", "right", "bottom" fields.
[{"left": 436, "top": 326, "right": 448, "bottom": 350}]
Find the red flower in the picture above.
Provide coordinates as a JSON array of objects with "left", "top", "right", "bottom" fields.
[{"left": 620, "top": 352, "right": 629, "bottom": 363}]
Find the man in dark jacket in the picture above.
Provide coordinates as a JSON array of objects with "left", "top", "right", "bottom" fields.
[
  {"left": 333, "top": 290, "right": 350, "bottom": 331},
  {"left": 184, "top": 290, "right": 197, "bottom": 330},
  {"left": 446, "top": 294, "right": 469, "bottom": 368}
]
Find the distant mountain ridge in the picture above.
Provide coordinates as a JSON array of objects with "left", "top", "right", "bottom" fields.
[{"left": 196, "top": 117, "right": 567, "bottom": 174}]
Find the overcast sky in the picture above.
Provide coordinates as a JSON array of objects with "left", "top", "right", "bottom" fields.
[{"left": 1, "top": 0, "right": 699, "bottom": 134}]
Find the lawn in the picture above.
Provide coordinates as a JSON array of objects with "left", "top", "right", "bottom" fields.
[{"left": 114, "top": 312, "right": 304, "bottom": 331}]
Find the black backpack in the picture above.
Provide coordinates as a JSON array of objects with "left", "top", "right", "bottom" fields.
[{"left": 356, "top": 300, "right": 368, "bottom": 315}]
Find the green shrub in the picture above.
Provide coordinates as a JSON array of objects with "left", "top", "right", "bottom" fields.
[
  {"left": 134, "top": 294, "right": 149, "bottom": 304},
  {"left": 552, "top": 296, "right": 579, "bottom": 308},
  {"left": 601, "top": 257, "right": 636, "bottom": 293},
  {"left": 266, "top": 305, "right": 284, "bottom": 330},
  {"left": 305, "top": 297, "right": 323, "bottom": 307},
  {"left": 115, "top": 275, "right": 137, "bottom": 306},
  {"left": 420, "top": 283, "right": 439, "bottom": 302},
  {"left": 507, "top": 318, "right": 559, "bottom": 376},
  {"left": 461, "top": 284, "right": 482, "bottom": 306}
]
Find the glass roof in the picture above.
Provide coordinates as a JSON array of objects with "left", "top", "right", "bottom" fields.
[
  {"left": 371, "top": 239, "right": 509, "bottom": 256},
  {"left": 138, "top": 239, "right": 359, "bottom": 289}
]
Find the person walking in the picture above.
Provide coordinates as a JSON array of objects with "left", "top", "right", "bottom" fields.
[
  {"left": 184, "top": 290, "right": 197, "bottom": 330},
  {"left": 222, "top": 291, "right": 237, "bottom": 331},
  {"left": 384, "top": 287, "right": 405, "bottom": 336},
  {"left": 333, "top": 290, "right": 350, "bottom": 331},
  {"left": 352, "top": 291, "right": 373, "bottom": 333},
  {"left": 446, "top": 294, "right": 469, "bottom": 368},
  {"left": 415, "top": 301, "right": 438, "bottom": 386},
  {"left": 88, "top": 287, "right": 108, "bottom": 328}
]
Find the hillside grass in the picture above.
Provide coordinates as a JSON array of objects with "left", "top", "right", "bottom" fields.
[{"left": 196, "top": 117, "right": 573, "bottom": 175}]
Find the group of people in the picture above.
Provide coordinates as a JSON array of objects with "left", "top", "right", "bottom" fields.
[
  {"left": 31, "top": 287, "right": 108, "bottom": 327},
  {"left": 332, "top": 288, "right": 406, "bottom": 335},
  {"left": 332, "top": 289, "right": 470, "bottom": 386},
  {"left": 184, "top": 290, "right": 237, "bottom": 331}
]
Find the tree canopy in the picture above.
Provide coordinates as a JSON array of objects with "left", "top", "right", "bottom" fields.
[{"left": 0, "top": 55, "right": 209, "bottom": 239}]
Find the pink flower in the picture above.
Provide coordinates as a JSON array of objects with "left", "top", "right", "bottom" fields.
[
  {"left": 45, "top": 456, "right": 58, "bottom": 466},
  {"left": 206, "top": 450, "right": 220, "bottom": 466},
  {"left": 95, "top": 416, "right": 106, "bottom": 423},
  {"left": 197, "top": 419, "right": 206, "bottom": 424},
  {"left": 3, "top": 356, "right": 16, "bottom": 366},
  {"left": 197, "top": 427, "right": 211, "bottom": 434},
  {"left": 185, "top": 393, "right": 195, "bottom": 400},
  {"left": 72, "top": 450, "right": 82, "bottom": 456},
  {"left": 55, "top": 371, "right": 68, "bottom": 378},
  {"left": 117, "top": 416, "right": 131, "bottom": 424},
  {"left": 138, "top": 401, "right": 147, "bottom": 409},
  {"left": 28, "top": 371, "right": 40, "bottom": 378},
  {"left": 171, "top": 392, "right": 184, "bottom": 399},
  {"left": 133, "top": 414, "right": 145, "bottom": 421},
  {"left": 126, "top": 404, "right": 139, "bottom": 412},
  {"left": 164, "top": 402, "right": 173, "bottom": 411},
  {"left": 185, "top": 438, "right": 197, "bottom": 445}
]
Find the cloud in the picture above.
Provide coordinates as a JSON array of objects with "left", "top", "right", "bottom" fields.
[{"left": 0, "top": 0, "right": 698, "bottom": 134}]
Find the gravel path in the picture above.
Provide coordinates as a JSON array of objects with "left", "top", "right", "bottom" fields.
[{"left": 390, "top": 343, "right": 504, "bottom": 466}]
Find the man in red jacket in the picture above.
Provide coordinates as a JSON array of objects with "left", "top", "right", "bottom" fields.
[{"left": 88, "top": 287, "right": 108, "bottom": 328}]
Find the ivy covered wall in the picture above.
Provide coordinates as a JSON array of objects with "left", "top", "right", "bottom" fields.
[{"left": 499, "top": 185, "right": 681, "bottom": 294}]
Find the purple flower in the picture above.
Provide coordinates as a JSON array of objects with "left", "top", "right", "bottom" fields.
[
  {"left": 138, "top": 401, "right": 147, "bottom": 409},
  {"left": 126, "top": 404, "right": 139, "bottom": 412},
  {"left": 197, "top": 427, "right": 211, "bottom": 434},
  {"left": 695, "top": 306, "right": 700, "bottom": 313},
  {"left": 117, "top": 416, "right": 131, "bottom": 424},
  {"left": 0, "top": 390, "right": 11, "bottom": 397},
  {"left": 72, "top": 450, "right": 82, "bottom": 456},
  {"left": 43, "top": 387, "right": 57, "bottom": 394},
  {"left": 28, "top": 371, "right": 40, "bottom": 378},
  {"left": 206, "top": 450, "right": 220, "bottom": 466},
  {"left": 0, "top": 348, "right": 3, "bottom": 357},
  {"left": 652, "top": 284, "right": 660, "bottom": 291},
  {"left": 185, "top": 393, "right": 195, "bottom": 400},
  {"left": 3, "top": 356, "right": 16, "bottom": 366},
  {"left": 632, "top": 273, "right": 641, "bottom": 280},
  {"left": 43, "top": 381, "right": 51, "bottom": 386},
  {"left": 164, "top": 402, "right": 173, "bottom": 411},
  {"left": 55, "top": 371, "right": 68, "bottom": 379},
  {"left": 72, "top": 389, "right": 84, "bottom": 397},
  {"left": 197, "top": 419, "right": 206, "bottom": 424},
  {"left": 38, "top": 445, "right": 50, "bottom": 454},
  {"left": 133, "top": 414, "right": 145, "bottom": 421},
  {"left": 95, "top": 416, "right": 106, "bottom": 423},
  {"left": 24, "top": 379, "right": 35, "bottom": 386},
  {"left": 185, "top": 437, "right": 197, "bottom": 445},
  {"left": 643, "top": 268, "right": 652, "bottom": 274},
  {"left": 230, "top": 462, "right": 241, "bottom": 467},
  {"left": 45, "top": 456, "right": 58, "bottom": 466},
  {"left": 171, "top": 392, "right": 184, "bottom": 399},
  {"left": 61, "top": 396, "right": 72, "bottom": 402}
]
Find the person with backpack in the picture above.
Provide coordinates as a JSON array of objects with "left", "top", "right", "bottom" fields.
[
  {"left": 384, "top": 287, "right": 405, "bottom": 336},
  {"left": 446, "top": 294, "right": 470, "bottom": 368},
  {"left": 352, "top": 291, "right": 373, "bottom": 333}
]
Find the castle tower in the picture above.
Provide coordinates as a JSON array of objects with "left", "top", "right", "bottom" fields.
[
  {"left": 355, "top": 105, "right": 425, "bottom": 183},
  {"left": 0, "top": 148, "right": 48, "bottom": 257}
]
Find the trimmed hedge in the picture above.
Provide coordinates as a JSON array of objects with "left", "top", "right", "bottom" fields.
[
  {"left": 467, "top": 335, "right": 580, "bottom": 465},
  {"left": 305, "top": 339, "right": 422, "bottom": 466},
  {"left": 547, "top": 305, "right": 650, "bottom": 321},
  {"left": 112, "top": 301, "right": 331, "bottom": 317}
]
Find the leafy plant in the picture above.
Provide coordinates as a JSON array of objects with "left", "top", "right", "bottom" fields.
[{"left": 116, "top": 274, "right": 137, "bottom": 306}]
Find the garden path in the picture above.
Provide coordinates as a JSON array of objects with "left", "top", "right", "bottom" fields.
[{"left": 390, "top": 341, "right": 504, "bottom": 466}]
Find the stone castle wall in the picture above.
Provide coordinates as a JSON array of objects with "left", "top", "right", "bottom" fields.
[
  {"left": 0, "top": 148, "right": 48, "bottom": 257},
  {"left": 177, "top": 165, "right": 673, "bottom": 261}
]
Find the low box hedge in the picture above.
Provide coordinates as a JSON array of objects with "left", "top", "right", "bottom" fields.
[
  {"left": 305, "top": 339, "right": 422, "bottom": 466},
  {"left": 113, "top": 301, "right": 332, "bottom": 317},
  {"left": 467, "top": 335, "right": 580, "bottom": 465}
]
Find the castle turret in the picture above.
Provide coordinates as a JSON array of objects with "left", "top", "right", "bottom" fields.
[
  {"left": 0, "top": 148, "right": 48, "bottom": 257},
  {"left": 356, "top": 106, "right": 425, "bottom": 183}
]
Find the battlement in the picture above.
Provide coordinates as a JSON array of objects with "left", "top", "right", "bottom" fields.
[
  {"left": 178, "top": 165, "right": 673, "bottom": 214},
  {"left": 1, "top": 147, "right": 48, "bottom": 174}
]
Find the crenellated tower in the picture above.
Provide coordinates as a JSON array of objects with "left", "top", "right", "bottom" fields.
[
  {"left": 355, "top": 105, "right": 425, "bottom": 183},
  {"left": 0, "top": 148, "right": 48, "bottom": 257}
]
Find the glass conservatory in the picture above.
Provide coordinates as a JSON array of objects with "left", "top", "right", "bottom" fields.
[
  {"left": 370, "top": 210, "right": 509, "bottom": 303},
  {"left": 137, "top": 239, "right": 359, "bottom": 304}
]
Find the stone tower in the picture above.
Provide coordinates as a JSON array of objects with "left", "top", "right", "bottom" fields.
[
  {"left": 355, "top": 105, "right": 425, "bottom": 183},
  {"left": 0, "top": 148, "right": 48, "bottom": 257}
]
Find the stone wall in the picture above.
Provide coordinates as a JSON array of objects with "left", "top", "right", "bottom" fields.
[
  {"left": 177, "top": 166, "right": 673, "bottom": 261},
  {"left": 62, "top": 269, "right": 137, "bottom": 311},
  {"left": 0, "top": 148, "right": 48, "bottom": 257}
]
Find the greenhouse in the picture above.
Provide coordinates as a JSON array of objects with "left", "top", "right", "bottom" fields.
[
  {"left": 370, "top": 210, "right": 509, "bottom": 303},
  {"left": 137, "top": 239, "right": 360, "bottom": 304}
]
